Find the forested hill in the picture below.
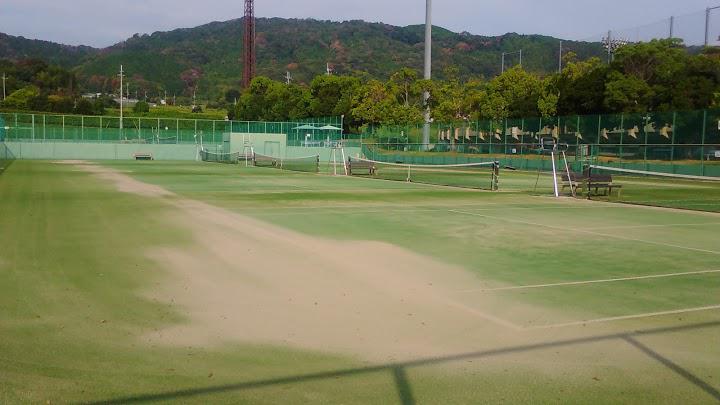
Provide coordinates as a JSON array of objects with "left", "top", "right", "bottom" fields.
[
  {"left": 0, "top": 33, "right": 96, "bottom": 67},
  {"left": 0, "top": 18, "right": 605, "bottom": 98}
]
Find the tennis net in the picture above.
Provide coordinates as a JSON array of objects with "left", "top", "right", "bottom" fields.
[
  {"left": 588, "top": 164, "right": 720, "bottom": 212},
  {"left": 349, "top": 157, "right": 499, "bottom": 190},
  {"left": 200, "top": 149, "right": 246, "bottom": 164},
  {"left": 254, "top": 153, "right": 319, "bottom": 174},
  {"left": 0, "top": 142, "right": 15, "bottom": 175}
]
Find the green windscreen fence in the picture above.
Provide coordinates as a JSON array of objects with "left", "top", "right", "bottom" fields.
[
  {"left": 363, "top": 108, "right": 720, "bottom": 210},
  {"left": 0, "top": 113, "right": 345, "bottom": 147},
  {"left": 364, "top": 108, "right": 720, "bottom": 177}
]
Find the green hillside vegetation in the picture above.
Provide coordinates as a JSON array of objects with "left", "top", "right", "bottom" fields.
[
  {"left": 2, "top": 21, "right": 720, "bottom": 131},
  {"left": 234, "top": 40, "right": 720, "bottom": 131},
  {"left": 1, "top": 18, "right": 605, "bottom": 101},
  {"left": 0, "top": 33, "right": 95, "bottom": 67}
]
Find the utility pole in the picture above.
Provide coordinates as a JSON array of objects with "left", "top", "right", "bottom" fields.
[
  {"left": 422, "top": 0, "right": 432, "bottom": 149},
  {"left": 285, "top": 71, "right": 292, "bottom": 85},
  {"left": 118, "top": 65, "right": 124, "bottom": 132},
  {"left": 2, "top": 73, "right": 6, "bottom": 100},
  {"left": 326, "top": 63, "right": 332, "bottom": 76},
  {"left": 501, "top": 50, "right": 522, "bottom": 73}
]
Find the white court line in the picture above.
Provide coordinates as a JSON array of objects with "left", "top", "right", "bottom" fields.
[
  {"left": 462, "top": 270, "right": 720, "bottom": 293},
  {"left": 449, "top": 209, "right": 720, "bottom": 256},
  {"left": 585, "top": 223, "right": 720, "bottom": 230},
  {"left": 240, "top": 202, "right": 630, "bottom": 212},
  {"left": 527, "top": 305, "right": 720, "bottom": 330}
]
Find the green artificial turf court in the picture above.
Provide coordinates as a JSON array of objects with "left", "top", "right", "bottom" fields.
[{"left": 1, "top": 160, "right": 719, "bottom": 404}]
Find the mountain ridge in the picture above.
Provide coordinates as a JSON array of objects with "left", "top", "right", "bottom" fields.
[{"left": 0, "top": 17, "right": 605, "bottom": 99}]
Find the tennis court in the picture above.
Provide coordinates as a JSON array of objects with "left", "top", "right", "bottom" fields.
[{"left": 1, "top": 159, "right": 718, "bottom": 403}]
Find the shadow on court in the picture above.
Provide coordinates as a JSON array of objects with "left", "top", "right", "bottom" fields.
[{"left": 83, "top": 321, "right": 720, "bottom": 405}]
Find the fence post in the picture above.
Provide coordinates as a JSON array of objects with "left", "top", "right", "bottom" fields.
[
  {"left": 176, "top": 118, "right": 179, "bottom": 143},
  {"left": 619, "top": 113, "right": 624, "bottom": 162},
  {"left": 62, "top": 115, "right": 65, "bottom": 140},
  {"left": 701, "top": 109, "right": 707, "bottom": 176},
  {"left": 670, "top": 112, "right": 676, "bottom": 163},
  {"left": 43, "top": 114, "right": 46, "bottom": 141},
  {"left": 32, "top": 114, "right": 35, "bottom": 142}
]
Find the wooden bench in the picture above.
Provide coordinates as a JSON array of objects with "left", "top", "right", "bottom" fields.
[
  {"left": 347, "top": 159, "right": 376, "bottom": 175},
  {"left": 587, "top": 174, "right": 622, "bottom": 197},
  {"left": 133, "top": 152, "right": 154, "bottom": 161},
  {"left": 560, "top": 172, "right": 587, "bottom": 194}
]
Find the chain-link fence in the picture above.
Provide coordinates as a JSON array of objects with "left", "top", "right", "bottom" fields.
[
  {"left": 363, "top": 108, "right": 720, "bottom": 177},
  {"left": 0, "top": 113, "right": 346, "bottom": 147}
]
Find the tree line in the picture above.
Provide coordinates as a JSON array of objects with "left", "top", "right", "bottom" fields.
[
  {"left": 233, "top": 39, "right": 720, "bottom": 131},
  {"left": 3, "top": 39, "right": 720, "bottom": 129}
]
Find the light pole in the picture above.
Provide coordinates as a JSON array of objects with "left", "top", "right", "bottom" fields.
[
  {"left": 602, "top": 32, "right": 627, "bottom": 63},
  {"left": 422, "top": 0, "right": 432, "bottom": 149},
  {"left": 2, "top": 73, "right": 6, "bottom": 100},
  {"left": 558, "top": 41, "right": 563, "bottom": 73},
  {"left": 706, "top": 6, "right": 720, "bottom": 47},
  {"left": 118, "top": 65, "right": 124, "bottom": 134}
]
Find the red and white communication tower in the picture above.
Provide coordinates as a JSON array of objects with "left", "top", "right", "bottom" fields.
[{"left": 242, "top": 0, "right": 256, "bottom": 88}]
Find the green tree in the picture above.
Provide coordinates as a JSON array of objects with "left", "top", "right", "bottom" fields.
[
  {"left": 603, "top": 72, "right": 654, "bottom": 113},
  {"left": 1, "top": 86, "right": 41, "bottom": 110},
  {"left": 133, "top": 101, "right": 150, "bottom": 113}
]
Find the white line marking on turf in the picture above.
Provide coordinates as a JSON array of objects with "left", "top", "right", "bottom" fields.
[
  {"left": 462, "top": 270, "right": 720, "bottom": 293},
  {"left": 449, "top": 210, "right": 720, "bottom": 256},
  {"left": 585, "top": 223, "right": 720, "bottom": 230},
  {"left": 527, "top": 305, "right": 720, "bottom": 330}
]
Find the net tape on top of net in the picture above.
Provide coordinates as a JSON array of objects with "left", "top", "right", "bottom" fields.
[
  {"left": 589, "top": 165, "right": 720, "bottom": 182},
  {"left": 353, "top": 157, "right": 499, "bottom": 169}
]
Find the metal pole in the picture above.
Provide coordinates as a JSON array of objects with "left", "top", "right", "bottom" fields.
[
  {"left": 706, "top": 8, "right": 711, "bottom": 47},
  {"left": 2, "top": 73, "right": 5, "bottom": 100},
  {"left": 669, "top": 16, "right": 674, "bottom": 39},
  {"left": 519, "top": 49, "right": 522, "bottom": 67},
  {"left": 670, "top": 112, "right": 676, "bottom": 162},
  {"left": 559, "top": 41, "right": 563, "bottom": 73},
  {"left": 119, "top": 65, "right": 124, "bottom": 138},
  {"left": 422, "top": 0, "right": 432, "bottom": 149},
  {"left": 501, "top": 53, "right": 505, "bottom": 73},
  {"left": 607, "top": 31, "right": 612, "bottom": 63},
  {"left": 701, "top": 109, "right": 707, "bottom": 175}
]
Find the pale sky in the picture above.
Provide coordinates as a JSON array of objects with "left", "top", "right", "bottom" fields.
[{"left": 1, "top": 0, "right": 716, "bottom": 47}]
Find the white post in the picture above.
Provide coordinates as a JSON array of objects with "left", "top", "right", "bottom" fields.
[
  {"left": 119, "top": 65, "right": 124, "bottom": 138},
  {"left": 422, "top": 0, "right": 432, "bottom": 149},
  {"left": 551, "top": 151, "right": 560, "bottom": 197},
  {"left": 558, "top": 41, "right": 562, "bottom": 73}
]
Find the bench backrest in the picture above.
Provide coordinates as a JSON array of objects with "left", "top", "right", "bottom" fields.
[{"left": 589, "top": 174, "right": 613, "bottom": 183}]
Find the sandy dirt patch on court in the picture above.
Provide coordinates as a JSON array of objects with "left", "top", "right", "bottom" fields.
[
  {"left": 79, "top": 164, "right": 615, "bottom": 362},
  {"left": 75, "top": 163, "right": 175, "bottom": 198}
]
